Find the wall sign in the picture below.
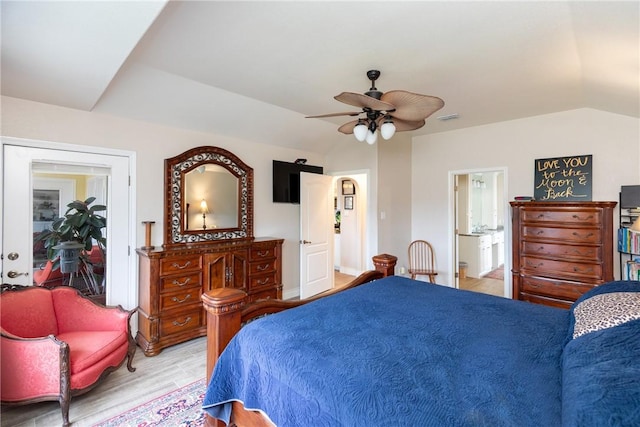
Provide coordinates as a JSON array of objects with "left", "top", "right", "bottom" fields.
[{"left": 534, "top": 154, "right": 592, "bottom": 201}]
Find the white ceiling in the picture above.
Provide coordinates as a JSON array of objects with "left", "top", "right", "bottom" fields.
[{"left": 2, "top": 1, "right": 638, "bottom": 154}]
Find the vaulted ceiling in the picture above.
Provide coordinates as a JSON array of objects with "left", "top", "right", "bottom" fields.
[{"left": 2, "top": 1, "right": 638, "bottom": 154}]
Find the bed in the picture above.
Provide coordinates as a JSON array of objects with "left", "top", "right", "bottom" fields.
[{"left": 201, "top": 266, "right": 640, "bottom": 426}]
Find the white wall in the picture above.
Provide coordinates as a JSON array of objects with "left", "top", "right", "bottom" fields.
[
  {"left": 1, "top": 96, "right": 329, "bottom": 297},
  {"left": 412, "top": 108, "right": 640, "bottom": 285}
]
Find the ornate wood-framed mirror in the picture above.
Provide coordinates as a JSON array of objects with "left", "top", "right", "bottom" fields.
[{"left": 164, "top": 146, "right": 253, "bottom": 247}]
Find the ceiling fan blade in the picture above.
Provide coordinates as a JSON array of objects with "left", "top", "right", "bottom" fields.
[
  {"left": 337, "top": 120, "right": 359, "bottom": 135},
  {"left": 335, "top": 92, "right": 395, "bottom": 111},
  {"left": 381, "top": 90, "right": 445, "bottom": 122},
  {"left": 305, "top": 111, "right": 362, "bottom": 118}
]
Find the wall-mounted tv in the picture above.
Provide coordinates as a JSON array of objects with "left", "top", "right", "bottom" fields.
[{"left": 273, "top": 160, "right": 323, "bottom": 204}]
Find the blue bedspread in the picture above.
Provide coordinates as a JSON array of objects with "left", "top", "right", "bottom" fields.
[{"left": 203, "top": 276, "right": 568, "bottom": 426}]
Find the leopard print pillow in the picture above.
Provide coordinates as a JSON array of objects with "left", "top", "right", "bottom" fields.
[{"left": 572, "top": 292, "right": 640, "bottom": 339}]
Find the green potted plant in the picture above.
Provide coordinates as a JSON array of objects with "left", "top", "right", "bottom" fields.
[{"left": 35, "top": 197, "right": 106, "bottom": 297}]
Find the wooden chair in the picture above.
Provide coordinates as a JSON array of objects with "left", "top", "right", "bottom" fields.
[{"left": 408, "top": 240, "right": 438, "bottom": 282}]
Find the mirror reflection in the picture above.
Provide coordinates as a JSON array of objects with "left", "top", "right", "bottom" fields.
[{"left": 184, "top": 164, "right": 239, "bottom": 231}]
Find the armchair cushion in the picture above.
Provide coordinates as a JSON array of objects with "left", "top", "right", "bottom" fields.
[{"left": 60, "top": 331, "right": 127, "bottom": 375}]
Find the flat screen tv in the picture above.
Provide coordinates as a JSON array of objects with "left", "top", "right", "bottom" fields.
[{"left": 273, "top": 160, "right": 323, "bottom": 204}]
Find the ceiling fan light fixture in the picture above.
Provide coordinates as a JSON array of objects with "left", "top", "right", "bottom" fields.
[
  {"left": 307, "top": 69, "right": 444, "bottom": 145},
  {"left": 380, "top": 119, "right": 396, "bottom": 140},
  {"left": 353, "top": 120, "right": 368, "bottom": 142},
  {"left": 365, "top": 129, "right": 378, "bottom": 145}
]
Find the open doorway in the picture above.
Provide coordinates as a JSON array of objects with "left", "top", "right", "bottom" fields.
[
  {"left": 332, "top": 172, "right": 368, "bottom": 284},
  {"left": 452, "top": 168, "right": 509, "bottom": 298}
]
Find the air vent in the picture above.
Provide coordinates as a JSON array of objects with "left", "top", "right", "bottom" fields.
[{"left": 437, "top": 113, "right": 459, "bottom": 121}]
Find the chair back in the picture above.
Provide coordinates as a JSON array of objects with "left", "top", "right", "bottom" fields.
[
  {"left": 408, "top": 240, "right": 436, "bottom": 274},
  {"left": 0, "top": 287, "right": 58, "bottom": 337}
]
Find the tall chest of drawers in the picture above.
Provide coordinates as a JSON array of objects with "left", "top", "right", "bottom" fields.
[
  {"left": 510, "top": 201, "right": 616, "bottom": 309},
  {"left": 136, "top": 237, "right": 283, "bottom": 356}
]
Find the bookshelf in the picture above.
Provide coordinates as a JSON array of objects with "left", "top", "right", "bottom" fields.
[{"left": 618, "top": 187, "right": 640, "bottom": 280}]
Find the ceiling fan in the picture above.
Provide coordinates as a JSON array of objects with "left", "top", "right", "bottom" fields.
[{"left": 306, "top": 70, "right": 444, "bottom": 144}]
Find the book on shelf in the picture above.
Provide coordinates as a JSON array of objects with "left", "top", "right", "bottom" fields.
[{"left": 618, "top": 227, "right": 640, "bottom": 255}]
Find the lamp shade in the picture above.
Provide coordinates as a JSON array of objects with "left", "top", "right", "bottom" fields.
[
  {"left": 365, "top": 130, "right": 378, "bottom": 145},
  {"left": 200, "top": 199, "right": 209, "bottom": 214},
  {"left": 380, "top": 120, "right": 396, "bottom": 140},
  {"left": 353, "top": 122, "right": 368, "bottom": 142}
]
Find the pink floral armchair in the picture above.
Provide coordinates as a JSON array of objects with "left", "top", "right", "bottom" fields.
[{"left": 0, "top": 285, "right": 136, "bottom": 426}]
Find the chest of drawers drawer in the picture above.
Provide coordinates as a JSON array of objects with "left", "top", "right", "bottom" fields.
[
  {"left": 160, "top": 255, "right": 202, "bottom": 275},
  {"left": 248, "top": 273, "right": 277, "bottom": 291},
  {"left": 250, "top": 246, "right": 277, "bottom": 261},
  {"left": 249, "top": 259, "right": 276, "bottom": 275},
  {"left": 521, "top": 242, "right": 601, "bottom": 261},
  {"left": 160, "top": 272, "right": 202, "bottom": 292},
  {"left": 159, "top": 309, "right": 204, "bottom": 336},
  {"left": 247, "top": 287, "right": 278, "bottom": 303},
  {"left": 521, "top": 256, "right": 602, "bottom": 280},
  {"left": 521, "top": 209, "right": 601, "bottom": 225},
  {"left": 159, "top": 288, "right": 202, "bottom": 311},
  {"left": 520, "top": 276, "right": 594, "bottom": 302},
  {"left": 522, "top": 226, "right": 601, "bottom": 243}
]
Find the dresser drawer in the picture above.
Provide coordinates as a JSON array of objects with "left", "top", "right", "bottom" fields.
[
  {"left": 521, "top": 242, "right": 601, "bottom": 261},
  {"left": 160, "top": 255, "right": 202, "bottom": 275},
  {"left": 249, "top": 259, "right": 276, "bottom": 275},
  {"left": 521, "top": 276, "right": 594, "bottom": 302},
  {"left": 521, "top": 256, "right": 602, "bottom": 280},
  {"left": 518, "top": 292, "right": 572, "bottom": 309},
  {"left": 248, "top": 287, "right": 278, "bottom": 303},
  {"left": 160, "top": 272, "right": 202, "bottom": 292},
  {"left": 159, "top": 288, "right": 202, "bottom": 311},
  {"left": 250, "top": 245, "right": 277, "bottom": 261},
  {"left": 159, "top": 310, "right": 203, "bottom": 336},
  {"left": 248, "top": 273, "right": 277, "bottom": 291},
  {"left": 522, "top": 226, "right": 601, "bottom": 244},
  {"left": 521, "top": 209, "right": 601, "bottom": 225}
]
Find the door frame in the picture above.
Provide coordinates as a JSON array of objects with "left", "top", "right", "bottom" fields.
[
  {"left": 449, "top": 167, "right": 511, "bottom": 298},
  {"left": 1, "top": 136, "right": 137, "bottom": 309}
]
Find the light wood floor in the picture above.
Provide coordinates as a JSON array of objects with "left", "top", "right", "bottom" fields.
[
  {"left": 0, "top": 337, "right": 207, "bottom": 427},
  {"left": 459, "top": 276, "right": 505, "bottom": 297}
]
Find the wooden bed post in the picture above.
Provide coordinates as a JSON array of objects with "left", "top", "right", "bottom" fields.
[
  {"left": 372, "top": 253, "right": 397, "bottom": 277},
  {"left": 201, "top": 288, "right": 247, "bottom": 382}
]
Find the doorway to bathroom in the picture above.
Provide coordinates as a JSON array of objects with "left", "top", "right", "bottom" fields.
[{"left": 452, "top": 168, "right": 509, "bottom": 298}]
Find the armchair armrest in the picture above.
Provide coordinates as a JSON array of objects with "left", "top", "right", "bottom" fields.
[
  {"left": 1, "top": 333, "right": 69, "bottom": 401},
  {"left": 52, "top": 287, "right": 136, "bottom": 334}
]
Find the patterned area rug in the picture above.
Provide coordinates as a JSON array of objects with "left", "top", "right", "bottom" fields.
[
  {"left": 484, "top": 265, "right": 504, "bottom": 280},
  {"left": 94, "top": 379, "right": 205, "bottom": 427}
]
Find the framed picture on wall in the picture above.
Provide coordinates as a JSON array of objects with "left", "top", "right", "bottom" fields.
[
  {"left": 344, "top": 196, "right": 354, "bottom": 210},
  {"left": 342, "top": 179, "right": 355, "bottom": 195}
]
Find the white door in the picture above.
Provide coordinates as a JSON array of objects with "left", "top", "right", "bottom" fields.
[
  {"left": 2, "top": 143, "right": 132, "bottom": 308},
  {"left": 300, "top": 172, "right": 334, "bottom": 299}
]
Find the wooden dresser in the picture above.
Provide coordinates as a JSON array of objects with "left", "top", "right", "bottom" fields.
[
  {"left": 511, "top": 201, "right": 616, "bottom": 308},
  {"left": 136, "top": 237, "right": 283, "bottom": 356}
]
